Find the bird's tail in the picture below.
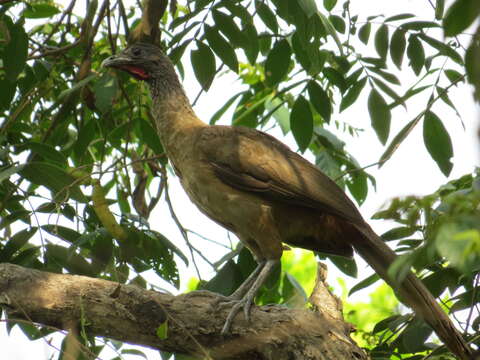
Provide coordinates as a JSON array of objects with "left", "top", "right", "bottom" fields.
[{"left": 353, "top": 223, "right": 472, "bottom": 360}]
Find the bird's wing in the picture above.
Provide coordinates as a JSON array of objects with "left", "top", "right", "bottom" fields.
[{"left": 198, "top": 126, "right": 364, "bottom": 224}]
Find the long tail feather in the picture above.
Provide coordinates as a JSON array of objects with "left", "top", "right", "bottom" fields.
[{"left": 353, "top": 223, "right": 472, "bottom": 360}]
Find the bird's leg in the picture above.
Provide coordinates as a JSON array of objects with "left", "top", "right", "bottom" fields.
[
  {"left": 228, "top": 260, "right": 266, "bottom": 300},
  {"left": 221, "top": 259, "right": 279, "bottom": 334}
]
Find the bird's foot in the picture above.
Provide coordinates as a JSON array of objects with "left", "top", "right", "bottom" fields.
[{"left": 219, "top": 294, "right": 255, "bottom": 334}]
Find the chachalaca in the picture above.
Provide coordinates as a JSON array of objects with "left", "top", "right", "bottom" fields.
[{"left": 102, "top": 43, "right": 472, "bottom": 359}]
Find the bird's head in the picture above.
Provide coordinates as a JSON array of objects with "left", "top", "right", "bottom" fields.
[{"left": 102, "top": 43, "right": 174, "bottom": 82}]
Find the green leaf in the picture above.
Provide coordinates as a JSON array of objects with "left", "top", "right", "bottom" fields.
[
  {"left": 358, "top": 22, "right": 371, "bottom": 45},
  {"left": 42, "top": 225, "right": 81, "bottom": 243},
  {"left": 379, "top": 117, "right": 418, "bottom": 165},
  {"left": 121, "top": 349, "right": 148, "bottom": 359},
  {"left": 212, "top": 9, "right": 245, "bottom": 48},
  {"left": 401, "top": 21, "right": 440, "bottom": 30},
  {"left": 391, "top": 28, "right": 406, "bottom": 69},
  {"left": 298, "top": 0, "right": 318, "bottom": 17},
  {"left": 340, "top": 77, "right": 367, "bottom": 112},
  {"left": 19, "top": 162, "right": 87, "bottom": 202},
  {"left": 407, "top": 35, "right": 425, "bottom": 75},
  {"left": 138, "top": 117, "right": 163, "bottom": 153},
  {"left": 23, "top": 3, "right": 60, "bottom": 18},
  {"left": 3, "top": 22, "right": 28, "bottom": 82},
  {"left": 381, "top": 226, "right": 417, "bottom": 241},
  {"left": 444, "top": 69, "right": 464, "bottom": 84},
  {"left": 349, "top": 274, "right": 380, "bottom": 296},
  {"left": 19, "top": 142, "right": 68, "bottom": 167},
  {"left": 265, "top": 39, "right": 291, "bottom": 87},
  {"left": 243, "top": 23, "right": 260, "bottom": 64},
  {"left": 368, "top": 89, "right": 391, "bottom": 144},
  {"left": 190, "top": 42, "right": 216, "bottom": 91},
  {"left": 347, "top": 171, "right": 368, "bottom": 205},
  {"left": 423, "top": 110, "right": 453, "bottom": 176},
  {"left": 323, "top": 67, "right": 347, "bottom": 92},
  {"left": 290, "top": 95, "right": 313, "bottom": 152},
  {"left": 418, "top": 33, "right": 463, "bottom": 64},
  {"left": 329, "top": 254, "right": 358, "bottom": 277},
  {"left": 0, "top": 228, "right": 37, "bottom": 262},
  {"left": 58, "top": 74, "right": 97, "bottom": 101},
  {"left": 328, "top": 15, "right": 345, "bottom": 33},
  {"left": 156, "top": 321, "right": 168, "bottom": 340},
  {"left": 323, "top": 0, "right": 338, "bottom": 11},
  {"left": 255, "top": 0, "right": 278, "bottom": 33},
  {"left": 374, "top": 24, "right": 389, "bottom": 59},
  {"left": 94, "top": 73, "right": 118, "bottom": 113},
  {"left": 435, "top": 0, "right": 445, "bottom": 20},
  {"left": 400, "top": 318, "right": 432, "bottom": 353},
  {"left": 0, "top": 164, "right": 24, "bottom": 183},
  {"left": 443, "top": 0, "right": 480, "bottom": 36},
  {"left": 202, "top": 260, "right": 243, "bottom": 295},
  {"left": 317, "top": 12, "right": 343, "bottom": 55},
  {"left": 204, "top": 25, "right": 238, "bottom": 72},
  {"left": 307, "top": 80, "right": 331, "bottom": 123},
  {"left": 209, "top": 92, "right": 244, "bottom": 125},
  {"left": 384, "top": 13, "right": 415, "bottom": 22},
  {"left": 0, "top": 78, "right": 16, "bottom": 110}
]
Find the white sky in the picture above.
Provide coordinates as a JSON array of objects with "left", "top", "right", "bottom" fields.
[{"left": 1, "top": 0, "right": 479, "bottom": 359}]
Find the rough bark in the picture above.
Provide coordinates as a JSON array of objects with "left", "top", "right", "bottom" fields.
[{"left": 0, "top": 262, "right": 366, "bottom": 360}]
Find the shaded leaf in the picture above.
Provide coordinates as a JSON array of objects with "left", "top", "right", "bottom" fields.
[
  {"left": 204, "top": 25, "right": 238, "bottom": 72},
  {"left": 265, "top": 39, "right": 291, "bottom": 87},
  {"left": 418, "top": 33, "right": 463, "bottom": 64},
  {"left": 374, "top": 24, "right": 389, "bottom": 59},
  {"left": 190, "top": 42, "right": 216, "bottom": 91},
  {"left": 298, "top": 0, "right": 318, "bottom": 17},
  {"left": 329, "top": 15, "right": 345, "bottom": 34},
  {"left": 368, "top": 89, "right": 391, "bottom": 144},
  {"left": 94, "top": 73, "right": 118, "bottom": 113},
  {"left": 23, "top": 3, "right": 60, "bottom": 18},
  {"left": 138, "top": 117, "right": 163, "bottom": 154},
  {"left": 340, "top": 77, "right": 367, "bottom": 111},
  {"left": 3, "top": 22, "right": 28, "bottom": 82},
  {"left": 443, "top": 0, "right": 480, "bottom": 37},
  {"left": 323, "top": 0, "right": 338, "bottom": 11},
  {"left": 290, "top": 95, "right": 313, "bottom": 152},
  {"left": 255, "top": 0, "right": 278, "bottom": 33},
  {"left": 307, "top": 80, "right": 331, "bottom": 123},
  {"left": 329, "top": 254, "right": 358, "bottom": 277},
  {"left": 435, "top": 0, "right": 445, "bottom": 20},
  {"left": 349, "top": 274, "right": 380, "bottom": 296},
  {"left": 384, "top": 13, "right": 415, "bottom": 22},
  {"left": 212, "top": 9, "right": 245, "bottom": 48},
  {"left": 401, "top": 21, "right": 440, "bottom": 30},
  {"left": 379, "top": 117, "right": 418, "bottom": 165},
  {"left": 423, "top": 110, "right": 453, "bottom": 176},
  {"left": 407, "top": 35, "right": 425, "bottom": 75},
  {"left": 391, "top": 28, "right": 406, "bottom": 69},
  {"left": 210, "top": 92, "right": 244, "bottom": 124},
  {"left": 358, "top": 22, "right": 371, "bottom": 45},
  {"left": 19, "top": 162, "right": 87, "bottom": 202}
]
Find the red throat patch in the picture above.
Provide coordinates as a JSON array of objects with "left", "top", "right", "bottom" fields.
[{"left": 122, "top": 65, "right": 150, "bottom": 80}]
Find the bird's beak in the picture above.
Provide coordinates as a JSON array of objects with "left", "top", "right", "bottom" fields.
[
  {"left": 102, "top": 54, "right": 150, "bottom": 80},
  {"left": 101, "top": 54, "right": 131, "bottom": 68}
]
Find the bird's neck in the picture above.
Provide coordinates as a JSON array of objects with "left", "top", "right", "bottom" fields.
[{"left": 148, "top": 78, "right": 206, "bottom": 166}]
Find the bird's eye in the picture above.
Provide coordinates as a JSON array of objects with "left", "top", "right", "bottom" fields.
[{"left": 132, "top": 48, "right": 142, "bottom": 56}]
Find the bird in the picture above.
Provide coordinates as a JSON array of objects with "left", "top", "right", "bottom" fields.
[{"left": 102, "top": 42, "right": 472, "bottom": 359}]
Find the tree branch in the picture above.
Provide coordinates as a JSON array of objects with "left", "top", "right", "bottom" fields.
[
  {"left": 0, "top": 263, "right": 366, "bottom": 360},
  {"left": 130, "top": 0, "right": 168, "bottom": 44}
]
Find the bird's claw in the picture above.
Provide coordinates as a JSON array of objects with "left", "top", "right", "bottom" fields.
[{"left": 219, "top": 296, "right": 254, "bottom": 334}]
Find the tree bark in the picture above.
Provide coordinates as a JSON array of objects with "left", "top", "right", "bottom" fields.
[{"left": 0, "top": 263, "right": 366, "bottom": 360}]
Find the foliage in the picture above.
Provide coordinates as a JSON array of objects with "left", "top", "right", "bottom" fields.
[{"left": 0, "top": 0, "right": 479, "bottom": 359}]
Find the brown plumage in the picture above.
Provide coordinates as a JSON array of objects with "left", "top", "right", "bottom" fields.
[{"left": 102, "top": 43, "right": 472, "bottom": 359}]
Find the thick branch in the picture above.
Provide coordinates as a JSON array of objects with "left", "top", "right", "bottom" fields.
[
  {"left": 130, "top": 0, "right": 168, "bottom": 43},
  {"left": 0, "top": 263, "right": 366, "bottom": 360}
]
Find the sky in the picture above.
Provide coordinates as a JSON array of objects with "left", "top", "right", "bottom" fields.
[{"left": 1, "top": 0, "right": 479, "bottom": 359}]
